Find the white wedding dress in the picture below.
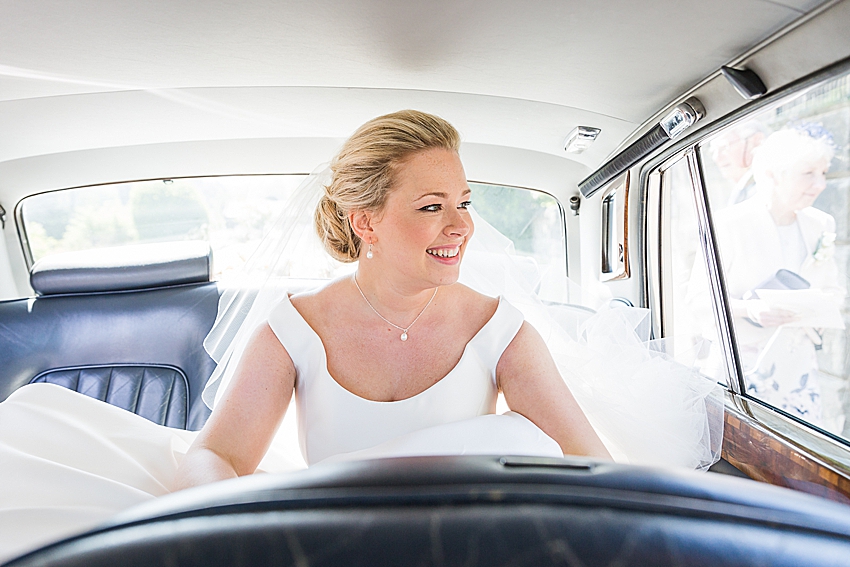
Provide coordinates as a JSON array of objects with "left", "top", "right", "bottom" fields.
[
  {"left": 0, "top": 295, "right": 561, "bottom": 562},
  {"left": 270, "top": 293, "right": 562, "bottom": 465},
  {"left": 0, "top": 172, "right": 724, "bottom": 562}
]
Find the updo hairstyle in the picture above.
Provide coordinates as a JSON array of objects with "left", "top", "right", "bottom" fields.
[{"left": 315, "top": 110, "right": 461, "bottom": 262}]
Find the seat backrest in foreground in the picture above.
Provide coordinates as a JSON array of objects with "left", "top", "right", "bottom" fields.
[{"left": 7, "top": 455, "right": 850, "bottom": 567}]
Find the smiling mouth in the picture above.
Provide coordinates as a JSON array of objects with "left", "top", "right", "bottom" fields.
[{"left": 426, "top": 247, "right": 460, "bottom": 258}]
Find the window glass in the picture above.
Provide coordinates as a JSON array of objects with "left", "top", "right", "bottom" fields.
[
  {"left": 699, "top": 71, "right": 850, "bottom": 438},
  {"left": 21, "top": 177, "right": 567, "bottom": 294},
  {"left": 21, "top": 176, "right": 308, "bottom": 281},
  {"left": 469, "top": 182, "right": 568, "bottom": 303},
  {"left": 661, "top": 158, "right": 728, "bottom": 384}
]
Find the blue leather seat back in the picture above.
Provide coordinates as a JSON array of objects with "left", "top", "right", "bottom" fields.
[
  {"left": 0, "top": 282, "right": 218, "bottom": 430},
  {"left": 31, "top": 364, "right": 189, "bottom": 428}
]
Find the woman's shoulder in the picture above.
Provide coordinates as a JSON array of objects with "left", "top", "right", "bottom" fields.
[
  {"left": 289, "top": 277, "right": 345, "bottom": 308},
  {"left": 799, "top": 205, "right": 835, "bottom": 229},
  {"left": 447, "top": 284, "right": 523, "bottom": 347},
  {"left": 282, "top": 278, "right": 351, "bottom": 337},
  {"left": 716, "top": 196, "right": 768, "bottom": 223},
  {"left": 449, "top": 283, "right": 500, "bottom": 310},
  {"left": 440, "top": 283, "right": 505, "bottom": 329}
]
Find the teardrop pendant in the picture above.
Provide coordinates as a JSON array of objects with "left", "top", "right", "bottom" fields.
[{"left": 400, "top": 331, "right": 408, "bottom": 341}]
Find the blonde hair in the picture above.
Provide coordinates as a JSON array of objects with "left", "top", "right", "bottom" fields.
[
  {"left": 752, "top": 127, "right": 835, "bottom": 190},
  {"left": 315, "top": 110, "right": 461, "bottom": 262}
]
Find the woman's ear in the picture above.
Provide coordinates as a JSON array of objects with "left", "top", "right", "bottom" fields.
[{"left": 349, "top": 210, "right": 375, "bottom": 243}]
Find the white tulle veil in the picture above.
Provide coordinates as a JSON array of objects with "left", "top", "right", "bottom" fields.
[{"left": 202, "top": 167, "right": 724, "bottom": 470}]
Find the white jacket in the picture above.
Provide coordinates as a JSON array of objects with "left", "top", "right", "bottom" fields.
[{"left": 711, "top": 197, "right": 842, "bottom": 347}]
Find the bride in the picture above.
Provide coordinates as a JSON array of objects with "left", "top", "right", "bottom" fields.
[
  {"left": 0, "top": 110, "right": 720, "bottom": 561},
  {"left": 175, "top": 110, "right": 610, "bottom": 488}
]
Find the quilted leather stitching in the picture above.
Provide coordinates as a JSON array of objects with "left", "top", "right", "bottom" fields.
[{"left": 31, "top": 364, "right": 188, "bottom": 428}]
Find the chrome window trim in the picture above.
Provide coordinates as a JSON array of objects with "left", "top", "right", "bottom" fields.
[
  {"left": 643, "top": 149, "right": 743, "bottom": 393},
  {"left": 13, "top": 202, "right": 34, "bottom": 269},
  {"left": 643, "top": 169, "right": 663, "bottom": 336},
  {"left": 558, "top": 196, "right": 569, "bottom": 280},
  {"left": 743, "top": 395, "right": 850, "bottom": 472},
  {"left": 598, "top": 173, "right": 629, "bottom": 282},
  {"left": 685, "top": 150, "right": 745, "bottom": 394}
]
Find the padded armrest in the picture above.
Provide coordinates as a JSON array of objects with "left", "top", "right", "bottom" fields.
[{"left": 30, "top": 241, "right": 212, "bottom": 295}]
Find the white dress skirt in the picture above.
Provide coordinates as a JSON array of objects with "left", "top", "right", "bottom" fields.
[{"left": 0, "top": 296, "right": 562, "bottom": 562}]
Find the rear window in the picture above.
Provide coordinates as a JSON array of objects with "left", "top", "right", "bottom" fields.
[
  {"left": 20, "top": 176, "right": 307, "bottom": 281},
  {"left": 19, "top": 176, "right": 566, "bottom": 295}
]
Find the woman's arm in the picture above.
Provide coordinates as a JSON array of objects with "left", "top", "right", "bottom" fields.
[
  {"left": 497, "top": 322, "right": 612, "bottom": 460},
  {"left": 172, "top": 322, "right": 295, "bottom": 490}
]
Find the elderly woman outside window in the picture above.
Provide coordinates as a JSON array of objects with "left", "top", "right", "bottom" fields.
[{"left": 693, "top": 125, "right": 844, "bottom": 428}]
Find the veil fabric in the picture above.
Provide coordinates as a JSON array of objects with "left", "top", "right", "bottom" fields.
[
  {"left": 203, "top": 168, "right": 724, "bottom": 470},
  {"left": 203, "top": 166, "right": 349, "bottom": 408}
]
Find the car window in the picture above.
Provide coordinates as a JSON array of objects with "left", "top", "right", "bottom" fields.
[
  {"left": 469, "top": 182, "right": 567, "bottom": 303},
  {"left": 698, "top": 69, "right": 850, "bottom": 440},
  {"left": 659, "top": 156, "right": 731, "bottom": 385},
  {"left": 20, "top": 176, "right": 309, "bottom": 281},
  {"left": 19, "top": 177, "right": 566, "bottom": 294}
]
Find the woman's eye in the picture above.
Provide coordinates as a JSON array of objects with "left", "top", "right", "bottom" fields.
[{"left": 418, "top": 201, "right": 471, "bottom": 212}]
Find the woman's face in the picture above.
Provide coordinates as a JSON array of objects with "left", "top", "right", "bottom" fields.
[
  {"left": 771, "top": 155, "right": 830, "bottom": 213},
  {"left": 367, "top": 148, "right": 473, "bottom": 289}
]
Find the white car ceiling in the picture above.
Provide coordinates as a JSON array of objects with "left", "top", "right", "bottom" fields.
[{"left": 0, "top": 0, "right": 832, "bottom": 170}]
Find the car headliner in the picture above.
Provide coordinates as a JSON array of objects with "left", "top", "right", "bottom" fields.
[{"left": 0, "top": 0, "right": 832, "bottom": 176}]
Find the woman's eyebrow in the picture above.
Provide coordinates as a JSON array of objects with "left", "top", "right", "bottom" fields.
[{"left": 414, "top": 189, "right": 472, "bottom": 200}]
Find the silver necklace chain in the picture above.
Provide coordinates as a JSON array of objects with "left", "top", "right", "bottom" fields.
[{"left": 353, "top": 275, "right": 438, "bottom": 342}]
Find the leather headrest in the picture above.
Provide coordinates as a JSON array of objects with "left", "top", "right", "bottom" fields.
[{"left": 30, "top": 240, "right": 212, "bottom": 295}]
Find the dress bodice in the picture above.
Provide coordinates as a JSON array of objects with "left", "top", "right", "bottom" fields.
[{"left": 267, "top": 294, "right": 524, "bottom": 465}]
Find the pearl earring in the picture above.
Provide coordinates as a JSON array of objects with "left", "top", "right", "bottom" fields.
[{"left": 366, "top": 243, "right": 374, "bottom": 259}]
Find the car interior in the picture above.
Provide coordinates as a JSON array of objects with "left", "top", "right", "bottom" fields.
[
  {"left": 0, "top": 240, "right": 217, "bottom": 429},
  {"left": 3, "top": 0, "right": 850, "bottom": 565}
]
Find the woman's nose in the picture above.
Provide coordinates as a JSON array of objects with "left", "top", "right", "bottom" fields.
[{"left": 445, "top": 208, "right": 471, "bottom": 236}]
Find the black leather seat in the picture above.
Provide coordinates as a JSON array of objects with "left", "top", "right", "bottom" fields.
[
  {"left": 0, "top": 241, "right": 217, "bottom": 430},
  {"left": 6, "top": 455, "right": 850, "bottom": 567}
]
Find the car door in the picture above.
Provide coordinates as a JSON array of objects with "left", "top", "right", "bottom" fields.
[{"left": 646, "top": 59, "right": 850, "bottom": 502}]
